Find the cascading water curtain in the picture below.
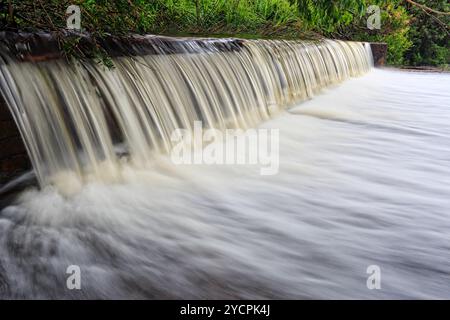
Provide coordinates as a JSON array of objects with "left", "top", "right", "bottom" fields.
[{"left": 0, "top": 38, "right": 373, "bottom": 188}]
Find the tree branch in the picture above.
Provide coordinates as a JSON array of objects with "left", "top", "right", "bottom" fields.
[
  {"left": 405, "top": 0, "right": 450, "bottom": 36},
  {"left": 405, "top": 0, "right": 450, "bottom": 16}
]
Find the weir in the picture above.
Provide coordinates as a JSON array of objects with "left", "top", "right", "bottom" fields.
[{"left": 0, "top": 34, "right": 373, "bottom": 189}]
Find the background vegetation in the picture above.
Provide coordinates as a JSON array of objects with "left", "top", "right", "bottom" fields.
[{"left": 0, "top": 0, "right": 448, "bottom": 67}]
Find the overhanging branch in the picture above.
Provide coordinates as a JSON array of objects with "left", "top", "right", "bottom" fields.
[{"left": 405, "top": 0, "right": 450, "bottom": 16}]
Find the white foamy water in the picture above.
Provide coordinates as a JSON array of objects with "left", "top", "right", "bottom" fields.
[{"left": 1, "top": 69, "right": 450, "bottom": 299}]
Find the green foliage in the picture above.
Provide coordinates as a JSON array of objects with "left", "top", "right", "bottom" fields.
[
  {"left": 147, "top": 0, "right": 303, "bottom": 37},
  {"left": 346, "top": 0, "right": 413, "bottom": 65},
  {"left": 1, "top": 0, "right": 448, "bottom": 67},
  {"left": 294, "top": 0, "right": 414, "bottom": 65},
  {"left": 297, "top": 0, "right": 366, "bottom": 33},
  {"left": 2, "top": 1, "right": 310, "bottom": 45},
  {"left": 295, "top": 0, "right": 448, "bottom": 66},
  {"left": 403, "top": 0, "right": 449, "bottom": 66},
  {"left": 1, "top": 0, "right": 313, "bottom": 66}
]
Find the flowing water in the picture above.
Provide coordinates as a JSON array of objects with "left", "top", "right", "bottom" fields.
[
  {"left": 0, "top": 39, "right": 371, "bottom": 190},
  {"left": 1, "top": 38, "right": 450, "bottom": 299}
]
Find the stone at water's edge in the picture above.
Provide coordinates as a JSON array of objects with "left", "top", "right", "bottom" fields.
[
  {"left": 0, "top": 96, "right": 31, "bottom": 186},
  {"left": 370, "top": 42, "right": 388, "bottom": 66}
]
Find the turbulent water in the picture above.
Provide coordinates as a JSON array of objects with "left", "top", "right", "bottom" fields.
[
  {"left": 0, "top": 35, "right": 449, "bottom": 298},
  {"left": 0, "top": 68, "right": 449, "bottom": 299}
]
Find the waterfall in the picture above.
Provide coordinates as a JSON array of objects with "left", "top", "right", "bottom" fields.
[{"left": 0, "top": 37, "right": 373, "bottom": 188}]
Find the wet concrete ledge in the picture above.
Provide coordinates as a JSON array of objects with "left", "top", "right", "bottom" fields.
[
  {"left": 0, "top": 31, "right": 245, "bottom": 63},
  {"left": 0, "top": 32, "right": 387, "bottom": 65}
]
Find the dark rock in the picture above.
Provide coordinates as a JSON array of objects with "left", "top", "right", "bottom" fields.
[
  {"left": 0, "top": 97, "right": 31, "bottom": 186},
  {"left": 370, "top": 42, "right": 388, "bottom": 66}
]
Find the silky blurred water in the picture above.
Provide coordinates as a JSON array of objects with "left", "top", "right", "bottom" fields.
[{"left": 1, "top": 69, "right": 449, "bottom": 299}]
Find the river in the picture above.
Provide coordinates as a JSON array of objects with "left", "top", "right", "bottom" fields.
[{"left": 1, "top": 68, "right": 449, "bottom": 299}]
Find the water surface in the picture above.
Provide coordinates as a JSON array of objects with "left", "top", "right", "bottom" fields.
[{"left": 1, "top": 69, "right": 449, "bottom": 299}]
